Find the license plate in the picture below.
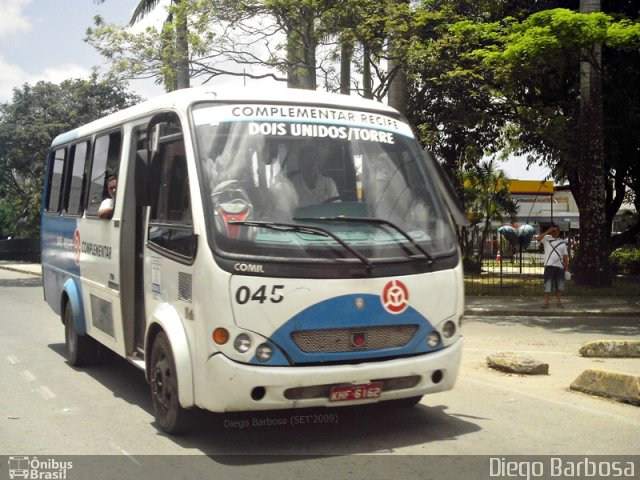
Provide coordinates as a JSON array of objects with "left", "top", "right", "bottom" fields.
[{"left": 329, "top": 382, "right": 383, "bottom": 402}]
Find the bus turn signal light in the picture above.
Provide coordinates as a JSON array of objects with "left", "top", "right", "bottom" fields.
[{"left": 213, "top": 328, "right": 230, "bottom": 345}]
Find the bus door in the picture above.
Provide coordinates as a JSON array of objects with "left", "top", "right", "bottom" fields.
[
  {"left": 78, "top": 130, "right": 125, "bottom": 354},
  {"left": 141, "top": 113, "right": 197, "bottom": 353}
]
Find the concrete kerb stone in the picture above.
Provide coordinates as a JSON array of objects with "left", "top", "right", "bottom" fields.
[
  {"left": 570, "top": 369, "right": 640, "bottom": 406},
  {"left": 579, "top": 340, "right": 640, "bottom": 358},
  {"left": 486, "top": 352, "right": 549, "bottom": 375},
  {"left": 571, "top": 340, "right": 640, "bottom": 406}
]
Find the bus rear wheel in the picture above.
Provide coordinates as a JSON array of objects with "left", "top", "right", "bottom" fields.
[
  {"left": 64, "top": 302, "right": 98, "bottom": 366},
  {"left": 150, "top": 332, "right": 191, "bottom": 434}
]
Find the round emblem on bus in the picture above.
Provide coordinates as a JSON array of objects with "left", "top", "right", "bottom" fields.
[
  {"left": 381, "top": 279, "right": 409, "bottom": 314},
  {"left": 73, "top": 230, "right": 81, "bottom": 265}
]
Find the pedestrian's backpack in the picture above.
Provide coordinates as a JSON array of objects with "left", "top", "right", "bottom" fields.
[{"left": 545, "top": 238, "right": 566, "bottom": 267}]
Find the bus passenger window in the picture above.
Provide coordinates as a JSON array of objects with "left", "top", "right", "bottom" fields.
[
  {"left": 46, "top": 148, "right": 66, "bottom": 213},
  {"left": 66, "top": 141, "right": 90, "bottom": 215},
  {"left": 87, "top": 131, "right": 122, "bottom": 218}
]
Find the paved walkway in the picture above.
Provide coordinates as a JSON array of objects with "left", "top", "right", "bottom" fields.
[
  {"left": 2, "top": 262, "right": 639, "bottom": 318},
  {"left": 465, "top": 295, "right": 640, "bottom": 318}
]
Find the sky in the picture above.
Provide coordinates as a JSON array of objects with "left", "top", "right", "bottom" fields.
[{"left": 0, "top": 0, "right": 552, "bottom": 181}]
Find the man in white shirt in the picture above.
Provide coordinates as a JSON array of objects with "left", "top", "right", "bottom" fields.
[
  {"left": 536, "top": 224, "right": 569, "bottom": 308},
  {"left": 98, "top": 176, "right": 117, "bottom": 219},
  {"left": 291, "top": 146, "right": 339, "bottom": 207}
]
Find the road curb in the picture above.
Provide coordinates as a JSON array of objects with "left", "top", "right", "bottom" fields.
[
  {"left": 570, "top": 369, "right": 640, "bottom": 406},
  {"left": 0, "top": 265, "right": 41, "bottom": 276},
  {"left": 464, "top": 307, "right": 640, "bottom": 318}
]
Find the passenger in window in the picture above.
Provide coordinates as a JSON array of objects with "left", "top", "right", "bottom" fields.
[
  {"left": 98, "top": 176, "right": 117, "bottom": 219},
  {"left": 291, "top": 146, "right": 339, "bottom": 207}
]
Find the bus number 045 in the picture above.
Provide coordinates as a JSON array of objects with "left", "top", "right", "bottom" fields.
[{"left": 235, "top": 285, "right": 284, "bottom": 305}]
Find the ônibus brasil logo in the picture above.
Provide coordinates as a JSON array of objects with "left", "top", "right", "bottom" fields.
[
  {"left": 8, "top": 456, "right": 73, "bottom": 479},
  {"left": 381, "top": 279, "right": 409, "bottom": 314}
]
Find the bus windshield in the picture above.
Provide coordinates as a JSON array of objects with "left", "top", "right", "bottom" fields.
[{"left": 192, "top": 103, "right": 456, "bottom": 264}]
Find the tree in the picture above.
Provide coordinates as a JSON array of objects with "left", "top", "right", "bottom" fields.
[
  {"left": 470, "top": 9, "right": 640, "bottom": 286},
  {"left": 87, "top": 0, "right": 422, "bottom": 97},
  {"left": 460, "top": 160, "right": 518, "bottom": 265},
  {"left": 405, "top": 3, "right": 640, "bottom": 287},
  {"left": 0, "top": 75, "right": 141, "bottom": 238},
  {"left": 90, "top": 0, "right": 194, "bottom": 91}
]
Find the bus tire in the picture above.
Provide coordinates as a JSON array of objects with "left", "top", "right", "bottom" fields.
[
  {"left": 150, "top": 331, "right": 191, "bottom": 434},
  {"left": 64, "top": 301, "right": 98, "bottom": 366}
]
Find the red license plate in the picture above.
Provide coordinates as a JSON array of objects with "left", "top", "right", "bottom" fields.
[{"left": 329, "top": 382, "right": 383, "bottom": 402}]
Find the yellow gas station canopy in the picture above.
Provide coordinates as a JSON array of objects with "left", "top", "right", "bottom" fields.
[{"left": 508, "top": 180, "right": 554, "bottom": 195}]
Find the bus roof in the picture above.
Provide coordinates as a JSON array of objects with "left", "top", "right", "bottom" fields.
[{"left": 50, "top": 86, "right": 401, "bottom": 147}]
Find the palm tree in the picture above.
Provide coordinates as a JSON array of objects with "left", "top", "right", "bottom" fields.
[
  {"left": 130, "top": 0, "right": 190, "bottom": 91},
  {"left": 463, "top": 160, "right": 518, "bottom": 263}
]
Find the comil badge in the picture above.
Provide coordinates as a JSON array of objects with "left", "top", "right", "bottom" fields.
[{"left": 381, "top": 279, "right": 409, "bottom": 314}]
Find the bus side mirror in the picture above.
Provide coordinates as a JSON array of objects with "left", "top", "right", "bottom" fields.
[{"left": 421, "top": 150, "right": 468, "bottom": 226}]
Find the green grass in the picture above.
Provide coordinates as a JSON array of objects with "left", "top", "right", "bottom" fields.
[{"left": 464, "top": 274, "right": 640, "bottom": 296}]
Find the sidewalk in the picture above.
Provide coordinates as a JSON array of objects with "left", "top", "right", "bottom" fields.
[
  {"left": 465, "top": 295, "right": 640, "bottom": 318},
  {"left": 1, "top": 261, "right": 639, "bottom": 318},
  {"left": 0, "top": 262, "right": 42, "bottom": 276}
]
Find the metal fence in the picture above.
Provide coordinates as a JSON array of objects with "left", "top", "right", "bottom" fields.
[
  {"left": 464, "top": 249, "right": 556, "bottom": 296},
  {"left": 463, "top": 228, "right": 639, "bottom": 296}
]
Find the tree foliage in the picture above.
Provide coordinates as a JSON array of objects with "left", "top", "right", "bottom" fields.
[
  {"left": 86, "top": 0, "right": 419, "bottom": 97},
  {"left": 404, "top": 2, "right": 640, "bottom": 286},
  {"left": 0, "top": 74, "right": 141, "bottom": 238}
]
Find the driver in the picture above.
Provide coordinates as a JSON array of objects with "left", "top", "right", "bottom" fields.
[{"left": 291, "top": 146, "right": 339, "bottom": 207}]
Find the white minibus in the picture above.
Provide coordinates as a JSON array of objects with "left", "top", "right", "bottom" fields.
[{"left": 41, "top": 87, "right": 465, "bottom": 433}]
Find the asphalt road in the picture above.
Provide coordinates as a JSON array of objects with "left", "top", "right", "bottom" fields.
[{"left": 1, "top": 268, "right": 638, "bottom": 479}]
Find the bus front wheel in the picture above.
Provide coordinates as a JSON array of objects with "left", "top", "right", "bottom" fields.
[
  {"left": 150, "top": 332, "right": 191, "bottom": 434},
  {"left": 64, "top": 302, "right": 98, "bottom": 366}
]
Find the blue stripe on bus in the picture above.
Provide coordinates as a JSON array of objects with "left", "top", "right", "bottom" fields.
[
  {"left": 265, "top": 294, "right": 439, "bottom": 365},
  {"left": 41, "top": 215, "right": 80, "bottom": 276}
]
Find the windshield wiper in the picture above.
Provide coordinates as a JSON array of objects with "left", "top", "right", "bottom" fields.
[
  {"left": 293, "top": 216, "right": 434, "bottom": 264},
  {"left": 228, "top": 220, "right": 374, "bottom": 271}
]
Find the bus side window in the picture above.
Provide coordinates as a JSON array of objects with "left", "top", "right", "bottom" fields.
[
  {"left": 148, "top": 138, "right": 196, "bottom": 260},
  {"left": 45, "top": 148, "right": 66, "bottom": 213},
  {"left": 65, "top": 141, "right": 90, "bottom": 215},
  {"left": 86, "top": 131, "right": 122, "bottom": 218}
]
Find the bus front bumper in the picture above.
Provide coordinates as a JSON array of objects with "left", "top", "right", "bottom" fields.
[{"left": 197, "top": 337, "right": 463, "bottom": 412}]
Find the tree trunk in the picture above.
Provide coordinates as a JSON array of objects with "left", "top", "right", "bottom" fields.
[
  {"left": 340, "top": 38, "right": 353, "bottom": 95},
  {"left": 362, "top": 47, "right": 373, "bottom": 99},
  {"left": 387, "top": 0, "right": 409, "bottom": 114},
  {"left": 174, "top": 0, "right": 190, "bottom": 90},
  {"left": 286, "top": 8, "right": 316, "bottom": 90},
  {"left": 387, "top": 57, "right": 407, "bottom": 114},
  {"left": 575, "top": 0, "right": 610, "bottom": 286}
]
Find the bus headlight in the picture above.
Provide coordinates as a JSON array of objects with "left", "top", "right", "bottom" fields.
[
  {"left": 427, "top": 331, "right": 441, "bottom": 348},
  {"left": 234, "top": 333, "right": 252, "bottom": 353},
  {"left": 443, "top": 321, "right": 457, "bottom": 338},
  {"left": 255, "top": 343, "right": 273, "bottom": 362}
]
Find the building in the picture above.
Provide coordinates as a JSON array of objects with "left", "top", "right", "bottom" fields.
[{"left": 507, "top": 179, "right": 635, "bottom": 235}]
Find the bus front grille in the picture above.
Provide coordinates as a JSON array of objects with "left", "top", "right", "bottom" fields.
[
  {"left": 290, "top": 325, "right": 418, "bottom": 353},
  {"left": 283, "top": 375, "right": 421, "bottom": 400}
]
